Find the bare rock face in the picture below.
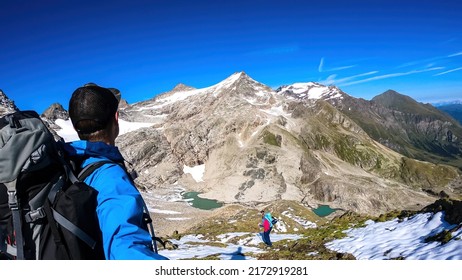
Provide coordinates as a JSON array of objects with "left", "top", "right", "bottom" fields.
[
  {"left": 39, "top": 103, "right": 69, "bottom": 140},
  {"left": 42, "top": 103, "right": 69, "bottom": 121},
  {"left": 0, "top": 89, "right": 18, "bottom": 117},
  {"left": 421, "top": 199, "right": 462, "bottom": 224},
  {"left": 115, "top": 72, "right": 462, "bottom": 216},
  {"left": 116, "top": 126, "right": 181, "bottom": 189}
]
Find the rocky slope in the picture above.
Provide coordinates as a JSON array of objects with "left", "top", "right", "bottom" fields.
[{"left": 282, "top": 85, "right": 462, "bottom": 170}]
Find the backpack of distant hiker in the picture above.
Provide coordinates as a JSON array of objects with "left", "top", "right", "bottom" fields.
[
  {"left": 0, "top": 110, "right": 110, "bottom": 259},
  {"left": 264, "top": 213, "right": 277, "bottom": 228}
]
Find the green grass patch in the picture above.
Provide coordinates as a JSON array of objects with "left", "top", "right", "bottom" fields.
[{"left": 263, "top": 131, "right": 282, "bottom": 147}]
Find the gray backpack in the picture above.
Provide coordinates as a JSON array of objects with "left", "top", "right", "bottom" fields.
[
  {"left": 0, "top": 110, "right": 105, "bottom": 259},
  {"left": 0, "top": 110, "right": 160, "bottom": 259}
]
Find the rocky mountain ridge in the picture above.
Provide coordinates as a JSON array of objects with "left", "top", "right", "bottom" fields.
[
  {"left": 279, "top": 85, "right": 462, "bottom": 169},
  {"left": 113, "top": 72, "right": 462, "bottom": 216}
]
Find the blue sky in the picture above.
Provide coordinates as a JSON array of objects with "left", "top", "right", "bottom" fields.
[{"left": 1, "top": 0, "right": 461, "bottom": 113}]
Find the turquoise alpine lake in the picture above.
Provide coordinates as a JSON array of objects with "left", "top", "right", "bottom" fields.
[
  {"left": 182, "top": 192, "right": 223, "bottom": 210},
  {"left": 312, "top": 205, "right": 338, "bottom": 217}
]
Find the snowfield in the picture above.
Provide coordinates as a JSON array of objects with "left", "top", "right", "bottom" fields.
[{"left": 325, "top": 211, "right": 462, "bottom": 260}]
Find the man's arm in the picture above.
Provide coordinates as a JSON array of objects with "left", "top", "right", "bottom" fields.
[{"left": 86, "top": 163, "right": 168, "bottom": 260}]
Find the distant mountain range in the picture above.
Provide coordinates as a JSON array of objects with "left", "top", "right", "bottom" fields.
[
  {"left": 434, "top": 103, "right": 462, "bottom": 125},
  {"left": 430, "top": 100, "right": 462, "bottom": 125},
  {"left": 432, "top": 100, "right": 462, "bottom": 107},
  {"left": 1, "top": 74, "right": 461, "bottom": 217}
]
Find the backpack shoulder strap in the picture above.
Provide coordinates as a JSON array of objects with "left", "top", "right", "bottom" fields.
[
  {"left": 77, "top": 160, "right": 115, "bottom": 182},
  {"left": 74, "top": 159, "right": 160, "bottom": 254}
]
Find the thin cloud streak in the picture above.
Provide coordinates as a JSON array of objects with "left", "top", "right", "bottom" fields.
[
  {"left": 341, "top": 67, "right": 444, "bottom": 86},
  {"left": 398, "top": 52, "right": 461, "bottom": 69},
  {"left": 318, "top": 57, "right": 356, "bottom": 73},
  {"left": 320, "top": 71, "right": 378, "bottom": 85},
  {"left": 434, "top": 67, "right": 462, "bottom": 76},
  {"left": 329, "top": 65, "right": 356, "bottom": 71},
  {"left": 397, "top": 56, "right": 442, "bottom": 68},
  {"left": 448, "top": 52, "right": 462, "bottom": 57},
  {"left": 318, "top": 57, "right": 324, "bottom": 72}
]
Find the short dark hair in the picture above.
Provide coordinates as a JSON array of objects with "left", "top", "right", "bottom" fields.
[{"left": 69, "top": 85, "right": 120, "bottom": 138}]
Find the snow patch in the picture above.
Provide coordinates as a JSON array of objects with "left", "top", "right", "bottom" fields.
[
  {"left": 282, "top": 211, "right": 317, "bottom": 229},
  {"left": 150, "top": 209, "right": 182, "bottom": 215},
  {"left": 55, "top": 119, "right": 80, "bottom": 142},
  {"left": 159, "top": 232, "right": 302, "bottom": 260},
  {"left": 55, "top": 118, "right": 153, "bottom": 142},
  {"left": 326, "top": 212, "right": 462, "bottom": 260},
  {"left": 183, "top": 164, "right": 205, "bottom": 182}
]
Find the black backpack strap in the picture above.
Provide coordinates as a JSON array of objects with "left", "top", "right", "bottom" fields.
[
  {"left": 77, "top": 160, "right": 115, "bottom": 181},
  {"left": 51, "top": 209, "right": 97, "bottom": 249}
]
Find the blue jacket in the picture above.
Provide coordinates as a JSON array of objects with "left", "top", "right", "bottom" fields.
[{"left": 61, "top": 140, "right": 168, "bottom": 260}]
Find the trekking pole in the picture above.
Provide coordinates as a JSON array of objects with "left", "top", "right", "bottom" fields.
[
  {"left": 142, "top": 202, "right": 158, "bottom": 253},
  {"left": 148, "top": 220, "right": 158, "bottom": 253}
]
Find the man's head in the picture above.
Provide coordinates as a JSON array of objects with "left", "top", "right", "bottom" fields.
[{"left": 69, "top": 84, "right": 120, "bottom": 144}]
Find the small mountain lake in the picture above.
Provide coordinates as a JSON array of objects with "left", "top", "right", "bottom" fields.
[
  {"left": 312, "top": 205, "right": 339, "bottom": 217},
  {"left": 182, "top": 192, "right": 337, "bottom": 215},
  {"left": 182, "top": 192, "right": 223, "bottom": 210}
]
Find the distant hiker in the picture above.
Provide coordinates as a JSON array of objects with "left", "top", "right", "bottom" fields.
[
  {"left": 63, "top": 84, "right": 168, "bottom": 260},
  {"left": 259, "top": 210, "right": 274, "bottom": 247}
]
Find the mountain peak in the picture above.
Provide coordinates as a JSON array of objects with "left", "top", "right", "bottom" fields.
[
  {"left": 214, "top": 71, "right": 274, "bottom": 99},
  {"left": 171, "top": 83, "right": 195, "bottom": 93},
  {"left": 0, "top": 89, "right": 19, "bottom": 117},
  {"left": 222, "top": 71, "right": 250, "bottom": 83},
  {"left": 41, "top": 103, "right": 69, "bottom": 121},
  {"left": 212, "top": 72, "right": 265, "bottom": 90},
  {"left": 382, "top": 89, "right": 401, "bottom": 96},
  {"left": 372, "top": 90, "right": 418, "bottom": 109},
  {"left": 379, "top": 89, "right": 416, "bottom": 101},
  {"left": 372, "top": 89, "right": 450, "bottom": 118}
]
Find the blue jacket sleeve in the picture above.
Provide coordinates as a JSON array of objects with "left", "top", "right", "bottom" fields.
[{"left": 85, "top": 163, "right": 168, "bottom": 260}]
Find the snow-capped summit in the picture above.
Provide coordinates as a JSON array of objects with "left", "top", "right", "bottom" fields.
[
  {"left": 276, "top": 82, "right": 344, "bottom": 101},
  {"left": 152, "top": 72, "right": 251, "bottom": 105},
  {"left": 213, "top": 71, "right": 275, "bottom": 99},
  {"left": 128, "top": 72, "right": 276, "bottom": 119}
]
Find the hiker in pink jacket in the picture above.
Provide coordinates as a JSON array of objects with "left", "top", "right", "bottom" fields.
[{"left": 259, "top": 210, "right": 273, "bottom": 246}]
